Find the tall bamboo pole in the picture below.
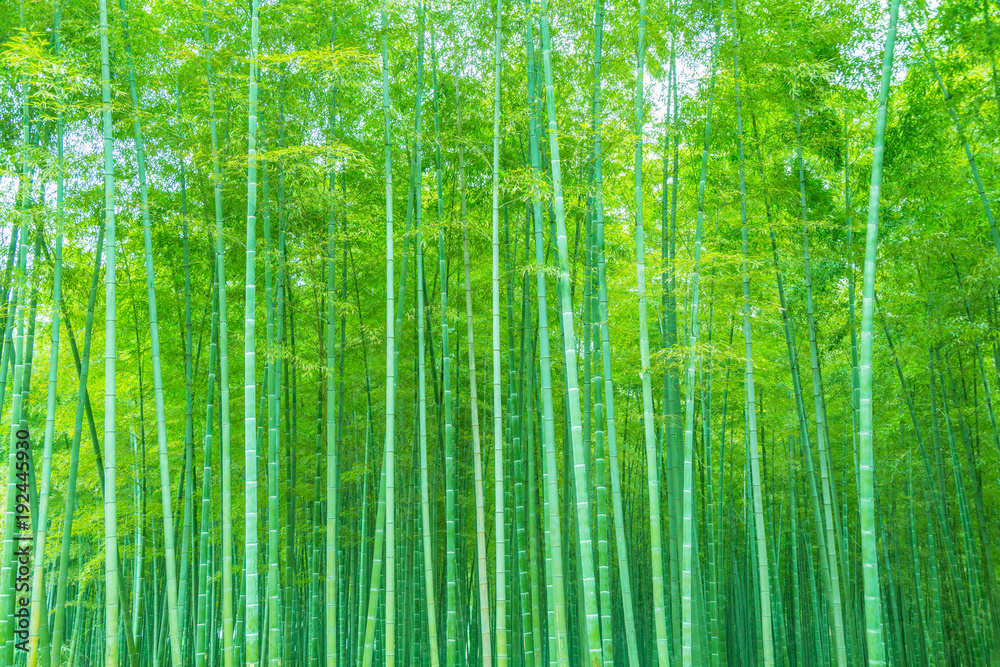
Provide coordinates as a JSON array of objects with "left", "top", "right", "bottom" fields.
[
  {"left": 730, "top": 5, "right": 774, "bottom": 665},
  {"left": 98, "top": 0, "right": 119, "bottom": 659},
  {"left": 859, "top": 0, "right": 901, "bottom": 662},
  {"left": 537, "top": 0, "right": 603, "bottom": 662},
  {"left": 490, "top": 0, "right": 508, "bottom": 663},
  {"left": 630, "top": 0, "right": 670, "bottom": 659},
  {"left": 243, "top": 0, "right": 262, "bottom": 662},
  {"left": 380, "top": 7, "right": 398, "bottom": 666},
  {"left": 326, "top": 14, "right": 340, "bottom": 667}
]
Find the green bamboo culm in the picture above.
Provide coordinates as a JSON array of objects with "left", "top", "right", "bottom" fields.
[
  {"left": 1, "top": 2, "right": 991, "bottom": 666},
  {"left": 243, "top": 0, "right": 261, "bottom": 663},
  {"left": 729, "top": 1, "right": 774, "bottom": 664},
  {"left": 680, "top": 15, "right": 719, "bottom": 666},
  {"left": 433, "top": 23, "right": 458, "bottom": 666},
  {"left": 118, "top": 1, "right": 184, "bottom": 660},
  {"left": 0, "top": 1, "right": 32, "bottom": 657},
  {"left": 195, "top": 262, "right": 219, "bottom": 667},
  {"left": 98, "top": 0, "right": 120, "bottom": 660},
  {"left": 266, "top": 113, "right": 281, "bottom": 667},
  {"left": 25, "top": 2, "right": 65, "bottom": 653},
  {"left": 413, "top": 6, "right": 441, "bottom": 664},
  {"left": 490, "top": 0, "right": 508, "bottom": 663},
  {"left": 50, "top": 225, "right": 103, "bottom": 667},
  {"left": 379, "top": 6, "right": 399, "bottom": 666},
  {"left": 630, "top": 0, "right": 671, "bottom": 659},
  {"left": 790, "top": 45, "right": 848, "bottom": 667},
  {"left": 586, "top": 0, "right": 620, "bottom": 663},
  {"left": 456, "top": 28, "right": 495, "bottom": 663},
  {"left": 177, "top": 92, "right": 195, "bottom": 655},
  {"left": 859, "top": 0, "right": 901, "bottom": 663},
  {"left": 326, "top": 12, "right": 340, "bottom": 667},
  {"left": 523, "top": 0, "right": 569, "bottom": 660},
  {"left": 199, "top": 1, "right": 236, "bottom": 661},
  {"left": 905, "top": 10, "right": 1000, "bottom": 257},
  {"left": 594, "top": 61, "right": 640, "bottom": 667},
  {"left": 538, "top": 0, "right": 603, "bottom": 662}
]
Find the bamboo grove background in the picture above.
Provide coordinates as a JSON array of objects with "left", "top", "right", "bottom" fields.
[{"left": 0, "top": 0, "right": 998, "bottom": 663}]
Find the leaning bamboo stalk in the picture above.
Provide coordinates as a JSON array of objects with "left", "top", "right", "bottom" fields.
[
  {"left": 790, "top": 59, "right": 848, "bottom": 667},
  {"left": 116, "top": 3, "right": 183, "bottom": 659},
  {"left": 522, "top": 4, "right": 569, "bottom": 660},
  {"left": 629, "top": 0, "right": 670, "bottom": 659},
  {"left": 26, "top": 8, "right": 71, "bottom": 661},
  {"left": 50, "top": 224, "right": 104, "bottom": 667},
  {"left": 907, "top": 13, "right": 1000, "bottom": 257},
  {"left": 537, "top": 0, "right": 603, "bottom": 661},
  {"left": 26, "top": 68, "right": 66, "bottom": 667},
  {"left": 858, "top": 0, "right": 901, "bottom": 661},
  {"left": 750, "top": 109, "right": 830, "bottom": 667},
  {"left": 176, "top": 93, "right": 195, "bottom": 654},
  {"left": 47, "top": 251, "right": 138, "bottom": 667},
  {"left": 949, "top": 262, "right": 1000, "bottom": 640},
  {"left": 0, "top": 227, "right": 20, "bottom": 425},
  {"left": 729, "top": 6, "right": 774, "bottom": 664}
]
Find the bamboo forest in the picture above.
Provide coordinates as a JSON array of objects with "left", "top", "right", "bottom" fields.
[{"left": 3, "top": 0, "right": 1000, "bottom": 662}]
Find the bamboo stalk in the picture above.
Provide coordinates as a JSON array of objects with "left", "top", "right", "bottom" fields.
[{"left": 858, "top": 0, "right": 901, "bottom": 661}]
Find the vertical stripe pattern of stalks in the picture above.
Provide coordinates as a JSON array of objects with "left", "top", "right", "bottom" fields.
[{"left": 2, "top": 2, "right": 985, "bottom": 666}]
